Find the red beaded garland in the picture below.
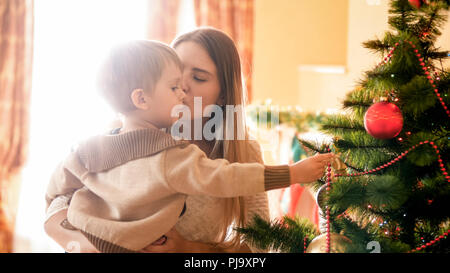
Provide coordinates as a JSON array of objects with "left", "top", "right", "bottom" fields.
[
  {"left": 304, "top": 236, "right": 308, "bottom": 253},
  {"left": 324, "top": 139, "right": 449, "bottom": 253},
  {"left": 331, "top": 141, "right": 449, "bottom": 183},
  {"left": 325, "top": 147, "right": 332, "bottom": 253},
  {"left": 409, "top": 229, "right": 450, "bottom": 253},
  {"left": 376, "top": 40, "right": 450, "bottom": 117},
  {"left": 337, "top": 211, "right": 449, "bottom": 253}
]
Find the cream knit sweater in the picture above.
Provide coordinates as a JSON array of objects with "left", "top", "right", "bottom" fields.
[{"left": 45, "top": 128, "right": 290, "bottom": 252}]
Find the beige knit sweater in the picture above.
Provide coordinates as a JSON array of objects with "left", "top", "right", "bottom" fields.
[{"left": 45, "top": 128, "right": 290, "bottom": 253}]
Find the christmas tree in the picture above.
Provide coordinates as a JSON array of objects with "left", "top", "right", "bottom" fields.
[{"left": 238, "top": 0, "right": 450, "bottom": 253}]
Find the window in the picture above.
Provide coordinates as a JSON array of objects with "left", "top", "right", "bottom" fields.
[{"left": 14, "top": 0, "right": 147, "bottom": 252}]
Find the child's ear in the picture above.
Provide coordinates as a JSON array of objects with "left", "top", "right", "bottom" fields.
[{"left": 130, "top": 89, "right": 150, "bottom": 110}]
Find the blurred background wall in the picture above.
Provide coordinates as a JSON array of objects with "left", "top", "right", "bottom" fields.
[{"left": 252, "top": 0, "right": 450, "bottom": 111}]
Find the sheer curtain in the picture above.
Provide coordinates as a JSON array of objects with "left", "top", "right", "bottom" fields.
[
  {"left": 0, "top": 0, "right": 34, "bottom": 253},
  {"left": 147, "top": 0, "right": 181, "bottom": 44},
  {"left": 14, "top": 0, "right": 147, "bottom": 252},
  {"left": 193, "top": 0, "right": 254, "bottom": 101},
  {"left": 146, "top": 0, "right": 196, "bottom": 44}
]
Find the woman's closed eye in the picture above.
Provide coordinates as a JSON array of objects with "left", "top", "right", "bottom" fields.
[
  {"left": 193, "top": 75, "right": 206, "bottom": 82},
  {"left": 171, "top": 86, "right": 181, "bottom": 92}
]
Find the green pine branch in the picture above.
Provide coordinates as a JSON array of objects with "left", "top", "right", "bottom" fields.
[
  {"left": 236, "top": 215, "right": 319, "bottom": 253},
  {"left": 297, "top": 138, "right": 329, "bottom": 154},
  {"left": 421, "top": 2, "right": 448, "bottom": 41},
  {"left": 389, "top": 0, "right": 417, "bottom": 31},
  {"left": 398, "top": 76, "right": 438, "bottom": 117},
  {"left": 320, "top": 115, "right": 366, "bottom": 135}
]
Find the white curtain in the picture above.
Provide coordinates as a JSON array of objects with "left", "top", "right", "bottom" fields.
[{"left": 14, "top": 0, "right": 147, "bottom": 252}]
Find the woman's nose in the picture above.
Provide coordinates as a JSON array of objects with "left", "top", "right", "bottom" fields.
[{"left": 181, "top": 74, "right": 189, "bottom": 94}]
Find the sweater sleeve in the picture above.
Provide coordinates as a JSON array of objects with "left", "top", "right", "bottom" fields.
[
  {"left": 44, "top": 193, "right": 72, "bottom": 223},
  {"left": 164, "top": 144, "right": 291, "bottom": 198},
  {"left": 45, "top": 152, "right": 85, "bottom": 215}
]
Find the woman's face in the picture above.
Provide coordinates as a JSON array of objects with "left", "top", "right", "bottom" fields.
[{"left": 175, "top": 41, "right": 222, "bottom": 119}]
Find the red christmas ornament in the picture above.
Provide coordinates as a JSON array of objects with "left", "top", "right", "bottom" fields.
[
  {"left": 364, "top": 101, "right": 404, "bottom": 139},
  {"left": 409, "top": 0, "right": 422, "bottom": 8}
]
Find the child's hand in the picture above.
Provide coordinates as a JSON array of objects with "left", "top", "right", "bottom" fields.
[{"left": 289, "top": 153, "right": 334, "bottom": 184}]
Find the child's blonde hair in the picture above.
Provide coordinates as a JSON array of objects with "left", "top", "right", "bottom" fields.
[{"left": 97, "top": 40, "right": 183, "bottom": 114}]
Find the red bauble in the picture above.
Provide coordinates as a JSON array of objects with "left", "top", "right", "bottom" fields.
[
  {"left": 364, "top": 102, "right": 404, "bottom": 139},
  {"left": 409, "top": 0, "right": 422, "bottom": 8}
]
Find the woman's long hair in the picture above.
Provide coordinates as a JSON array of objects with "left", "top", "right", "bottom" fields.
[{"left": 172, "top": 27, "right": 252, "bottom": 249}]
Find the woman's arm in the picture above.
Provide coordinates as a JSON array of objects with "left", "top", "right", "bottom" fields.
[{"left": 44, "top": 209, "right": 99, "bottom": 253}]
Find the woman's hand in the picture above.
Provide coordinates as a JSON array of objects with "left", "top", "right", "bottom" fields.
[
  {"left": 44, "top": 209, "right": 99, "bottom": 253},
  {"left": 140, "top": 228, "right": 229, "bottom": 253},
  {"left": 140, "top": 228, "right": 193, "bottom": 253},
  {"left": 289, "top": 153, "right": 335, "bottom": 184}
]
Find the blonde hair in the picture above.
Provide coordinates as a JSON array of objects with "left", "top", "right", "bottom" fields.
[
  {"left": 97, "top": 40, "right": 183, "bottom": 114},
  {"left": 172, "top": 27, "right": 253, "bottom": 249}
]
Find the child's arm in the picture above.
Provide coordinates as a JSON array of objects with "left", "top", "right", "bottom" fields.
[
  {"left": 44, "top": 209, "right": 99, "bottom": 253},
  {"left": 164, "top": 144, "right": 333, "bottom": 197},
  {"left": 45, "top": 152, "right": 86, "bottom": 227},
  {"left": 44, "top": 154, "right": 98, "bottom": 252}
]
